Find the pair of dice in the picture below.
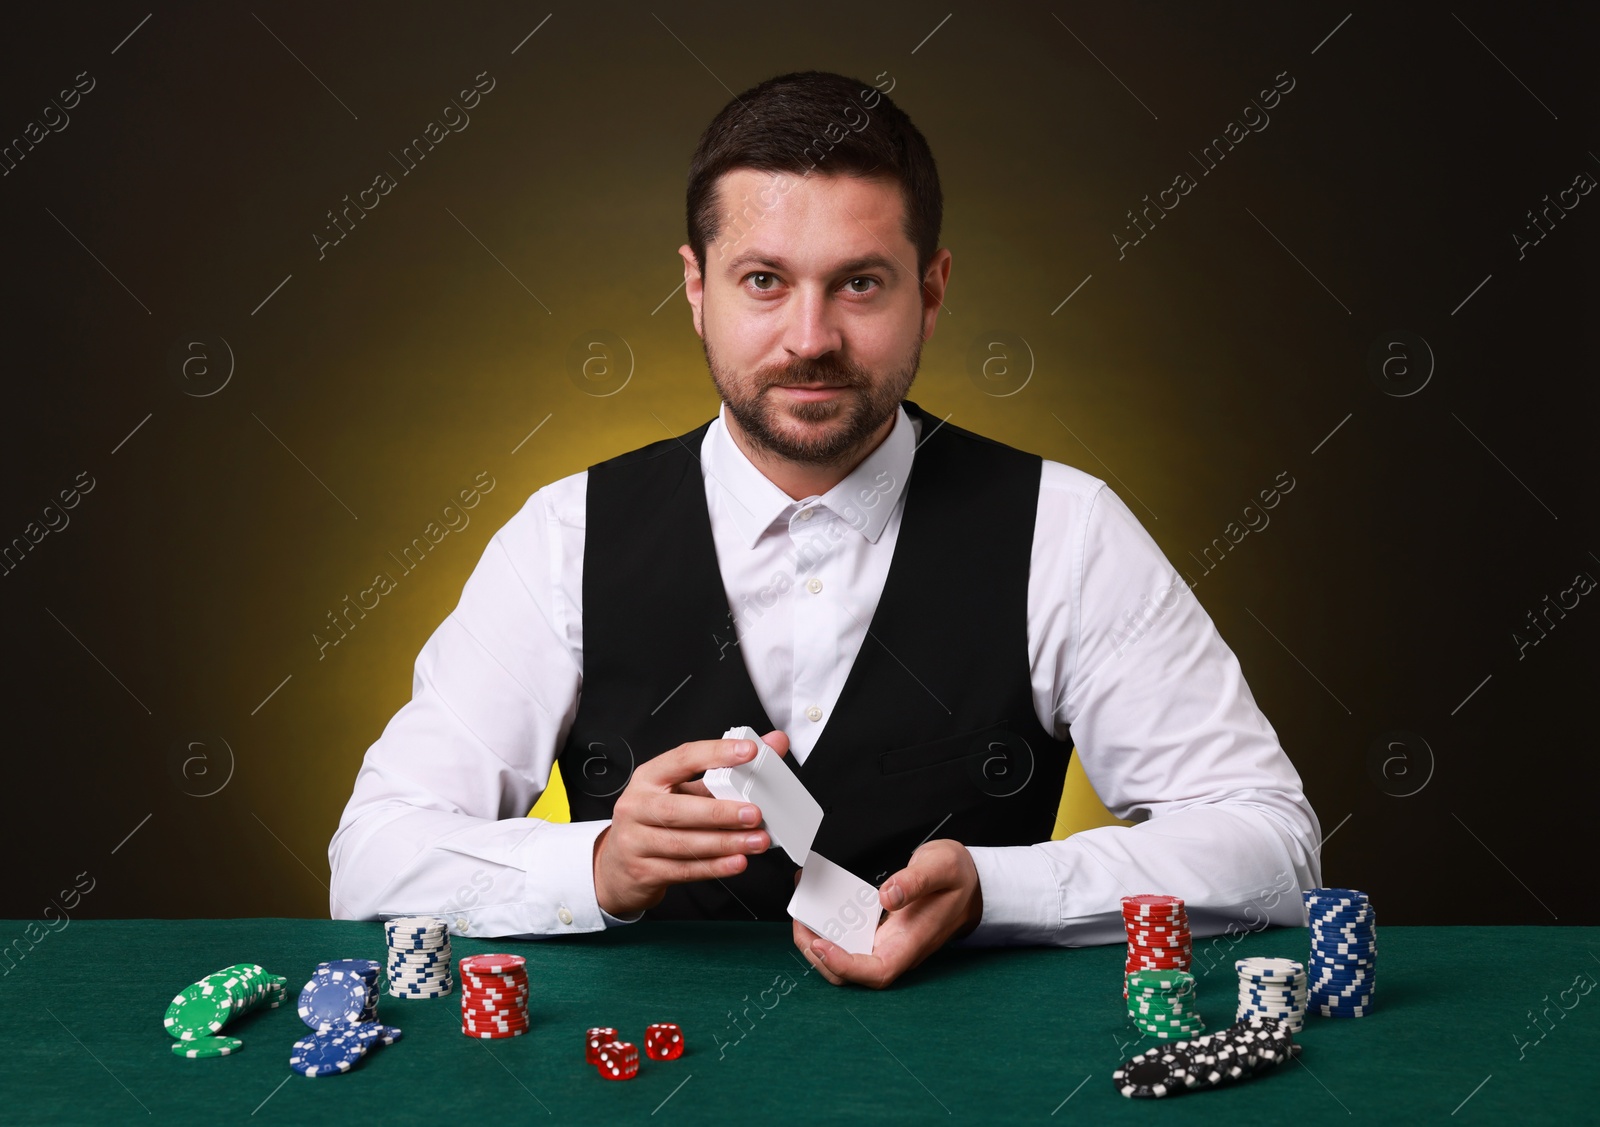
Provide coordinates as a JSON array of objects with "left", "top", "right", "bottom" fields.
[{"left": 585, "top": 1023, "right": 684, "bottom": 1080}]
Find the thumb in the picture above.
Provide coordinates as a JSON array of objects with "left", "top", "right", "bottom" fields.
[{"left": 881, "top": 864, "right": 935, "bottom": 911}]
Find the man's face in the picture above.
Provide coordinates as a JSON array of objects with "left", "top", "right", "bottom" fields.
[{"left": 681, "top": 169, "right": 950, "bottom": 468}]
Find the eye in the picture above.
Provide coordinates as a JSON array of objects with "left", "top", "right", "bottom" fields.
[
  {"left": 843, "top": 276, "right": 879, "bottom": 294},
  {"left": 744, "top": 272, "right": 777, "bottom": 291}
]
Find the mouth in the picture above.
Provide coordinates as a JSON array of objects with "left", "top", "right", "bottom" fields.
[{"left": 774, "top": 383, "right": 849, "bottom": 401}]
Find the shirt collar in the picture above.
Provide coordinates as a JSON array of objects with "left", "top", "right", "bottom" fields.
[{"left": 704, "top": 399, "right": 917, "bottom": 548}]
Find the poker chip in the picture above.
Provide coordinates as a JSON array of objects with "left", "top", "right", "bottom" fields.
[
  {"left": 385, "top": 916, "right": 454, "bottom": 998},
  {"left": 1112, "top": 1017, "right": 1297, "bottom": 1098},
  {"left": 289, "top": 1028, "right": 370, "bottom": 1077},
  {"left": 1121, "top": 895, "right": 1192, "bottom": 1000},
  {"left": 459, "top": 952, "right": 530, "bottom": 1038},
  {"left": 1234, "top": 957, "right": 1306, "bottom": 1032},
  {"left": 1126, "top": 968, "right": 1205, "bottom": 1039},
  {"left": 1303, "top": 888, "right": 1376, "bottom": 1018},
  {"left": 1113, "top": 1055, "right": 1182, "bottom": 1098},
  {"left": 171, "top": 1035, "right": 244, "bottom": 1058},
  {"left": 163, "top": 963, "right": 284, "bottom": 1051},
  {"left": 298, "top": 970, "right": 369, "bottom": 1030}
]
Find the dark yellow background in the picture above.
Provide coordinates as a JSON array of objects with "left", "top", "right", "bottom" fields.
[{"left": 2, "top": 2, "right": 1593, "bottom": 924}]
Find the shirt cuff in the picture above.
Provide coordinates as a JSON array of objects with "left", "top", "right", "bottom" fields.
[
  {"left": 447, "top": 817, "right": 619, "bottom": 938},
  {"left": 959, "top": 845, "right": 1065, "bottom": 947}
]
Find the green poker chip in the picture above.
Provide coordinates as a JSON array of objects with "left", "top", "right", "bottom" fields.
[{"left": 171, "top": 1035, "right": 244, "bottom": 1059}]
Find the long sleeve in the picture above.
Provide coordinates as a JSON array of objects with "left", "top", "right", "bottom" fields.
[
  {"left": 327, "top": 473, "right": 632, "bottom": 937},
  {"left": 963, "top": 466, "right": 1323, "bottom": 948}
]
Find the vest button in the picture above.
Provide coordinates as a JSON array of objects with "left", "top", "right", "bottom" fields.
[{"left": 806, "top": 706, "right": 822, "bottom": 722}]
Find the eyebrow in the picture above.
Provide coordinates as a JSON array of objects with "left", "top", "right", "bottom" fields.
[{"left": 723, "top": 251, "right": 901, "bottom": 280}]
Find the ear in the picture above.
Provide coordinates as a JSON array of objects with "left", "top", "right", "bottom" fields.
[
  {"left": 679, "top": 244, "right": 706, "bottom": 339},
  {"left": 920, "top": 248, "right": 952, "bottom": 341}
]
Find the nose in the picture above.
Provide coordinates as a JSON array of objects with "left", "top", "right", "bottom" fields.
[{"left": 781, "top": 284, "right": 844, "bottom": 360}]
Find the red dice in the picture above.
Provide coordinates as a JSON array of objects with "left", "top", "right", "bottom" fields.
[
  {"left": 585, "top": 1027, "right": 618, "bottom": 1065},
  {"left": 595, "top": 1040, "right": 638, "bottom": 1081},
  {"left": 645, "top": 1022, "right": 684, "bottom": 1061}
]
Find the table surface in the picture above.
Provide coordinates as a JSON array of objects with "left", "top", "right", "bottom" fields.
[{"left": 1, "top": 920, "right": 1595, "bottom": 1124}]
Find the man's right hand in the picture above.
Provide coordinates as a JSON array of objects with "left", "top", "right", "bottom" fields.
[{"left": 592, "top": 731, "right": 789, "bottom": 918}]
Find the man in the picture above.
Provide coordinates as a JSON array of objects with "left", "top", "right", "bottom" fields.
[{"left": 330, "top": 70, "right": 1321, "bottom": 989}]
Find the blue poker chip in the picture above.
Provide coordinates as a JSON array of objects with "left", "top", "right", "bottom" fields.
[
  {"left": 321, "top": 959, "right": 381, "bottom": 981},
  {"left": 298, "top": 973, "right": 370, "bottom": 1030},
  {"left": 289, "top": 1028, "right": 371, "bottom": 1076}
]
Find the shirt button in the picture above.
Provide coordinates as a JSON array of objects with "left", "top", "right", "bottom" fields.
[
  {"left": 558, "top": 907, "right": 574, "bottom": 925},
  {"left": 806, "top": 706, "right": 822, "bottom": 722},
  {"left": 799, "top": 507, "right": 814, "bottom": 520},
  {"left": 806, "top": 578, "right": 823, "bottom": 594},
  {"left": 455, "top": 917, "right": 469, "bottom": 933}
]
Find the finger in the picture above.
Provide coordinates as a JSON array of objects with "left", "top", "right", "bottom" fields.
[
  {"left": 636, "top": 788, "right": 763, "bottom": 832},
  {"left": 882, "top": 845, "right": 960, "bottom": 911},
  {"left": 793, "top": 919, "right": 845, "bottom": 986},
  {"left": 759, "top": 730, "right": 791, "bottom": 758},
  {"left": 636, "top": 736, "right": 761, "bottom": 790},
  {"left": 807, "top": 936, "right": 891, "bottom": 990},
  {"left": 641, "top": 825, "right": 770, "bottom": 862}
]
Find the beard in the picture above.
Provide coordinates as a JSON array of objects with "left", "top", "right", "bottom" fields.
[{"left": 703, "top": 333, "right": 922, "bottom": 466}]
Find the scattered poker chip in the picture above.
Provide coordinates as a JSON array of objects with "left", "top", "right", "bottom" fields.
[
  {"left": 1113, "top": 1055, "right": 1182, "bottom": 1098},
  {"left": 171, "top": 1035, "right": 244, "bottom": 1059},
  {"left": 298, "top": 971, "right": 369, "bottom": 1030},
  {"left": 163, "top": 963, "right": 282, "bottom": 1051},
  {"left": 1113, "top": 1016, "right": 1296, "bottom": 1098},
  {"left": 289, "top": 1028, "right": 370, "bottom": 1077}
]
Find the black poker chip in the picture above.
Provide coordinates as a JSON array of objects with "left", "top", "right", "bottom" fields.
[
  {"left": 1112, "top": 1016, "right": 1299, "bottom": 1098},
  {"left": 1113, "top": 1055, "right": 1182, "bottom": 1098}
]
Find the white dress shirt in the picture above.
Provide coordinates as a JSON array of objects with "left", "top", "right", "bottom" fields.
[{"left": 329, "top": 401, "right": 1322, "bottom": 946}]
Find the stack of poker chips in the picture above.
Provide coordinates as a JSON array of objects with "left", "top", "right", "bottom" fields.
[
  {"left": 385, "top": 915, "right": 455, "bottom": 998},
  {"left": 1304, "top": 887, "right": 1375, "bottom": 1017},
  {"left": 1122, "top": 894, "right": 1192, "bottom": 998},
  {"left": 291, "top": 959, "right": 403, "bottom": 1077},
  {"left": 1126, "top": 968, "right": 1206, "bottom": 1039},
  {"left": 460, "top": 953, "right": 530, "bottom": 1038},
  {"left": 163, "top": 962, "right": 287, "bottom": 1058},
  {"left": 1112, "top": 1015, "right": 1300, "bottom": 1099},
  {"left": 1235, "top": 956, "right": 1307, "bottom": 1033}
]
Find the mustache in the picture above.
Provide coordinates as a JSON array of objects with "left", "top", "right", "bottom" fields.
[{"left": 759, "top": 357, "right": 867, "bottom": 388}]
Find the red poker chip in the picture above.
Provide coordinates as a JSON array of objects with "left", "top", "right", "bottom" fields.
[
  {"left": 1127, "top": 957, "right": 1191, "bottom": 971},
  {"left": 460, "top": 972, "right": 529, "bottom": 987},
  {"left": 462, "top": 1002, "right": 528, "bottom": 1017},
  {"left": 460, "top": 979, "right": 534, "bottom": 992},
  {"left": 460, "top": 954, "right": 527, "bottom": 975},
  {"left": 1122, "top": 894, "right": 1184, "bottom": 909},
  {"left": 462, "top": 1027, "right": 526, "bottom": 1039},
  {"left": 1127, "top": 944, "right": 1193, "bottom": 958},
  {"left": 463, "top": 1015, "right": 530, "bottom": 1030}
]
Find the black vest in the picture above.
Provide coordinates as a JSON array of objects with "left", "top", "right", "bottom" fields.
[{"left": 558, "top": 398, "right": 1072, "bottom": 921}]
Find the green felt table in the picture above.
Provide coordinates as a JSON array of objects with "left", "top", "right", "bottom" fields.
[{"left": 1, "top": 921, "right": 1596, "bottom": 1124}]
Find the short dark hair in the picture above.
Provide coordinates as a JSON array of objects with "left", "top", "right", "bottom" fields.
[{"left": 685, "top": 70, "right": 943, "bottom": 283}]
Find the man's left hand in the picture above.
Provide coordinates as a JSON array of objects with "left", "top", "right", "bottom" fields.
[{"left": 793, "top": 839, "right": 982, "bottom": 989}]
